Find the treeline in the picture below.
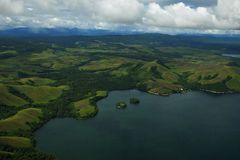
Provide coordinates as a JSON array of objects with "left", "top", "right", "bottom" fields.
[{"left": 0, "top": 105, "right": 18, "bottom": 120}]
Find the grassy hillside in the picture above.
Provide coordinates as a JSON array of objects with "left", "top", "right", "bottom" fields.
[
  {"left": 0, "top": 108, "right": 42, "bottom": 132},
  {"left": 73, "top": 91, "right": 108, "bottom": 119},
  {"left": 74, "top": 98, "right": 98, "bottom": 119},
  {"left": 0, "top": 136, "right": 32, "bottom": 148},
  {"left": 226, "top": 78, "right": 240, "bottom": 91},
  {"left": 0, "top": 84, "right": 27, "bottom": 107},
  {"left": 79, "top": 57, "right": 137, "bottom": 72},
  {"left": 18, "top": 77, "right": 55, "bottom": 86},
  {"left": 11, "top": 85, "right": 69, "bottom": 104},
  {"left": 0, "top": 150, "right": 13, "bottom": 156}
]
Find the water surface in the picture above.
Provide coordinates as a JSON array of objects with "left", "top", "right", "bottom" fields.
[
  {"left": 35, "top": 90, "right": 240, "bottom": 160},
  {"left": 222, "top": 54, "right": 240, "bottom": 58}
]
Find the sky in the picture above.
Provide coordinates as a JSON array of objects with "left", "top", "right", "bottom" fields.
[{"left": 0, "top": 0, "right": 239, "bottom": 34}]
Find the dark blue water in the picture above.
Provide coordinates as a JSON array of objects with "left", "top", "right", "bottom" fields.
[{"left": 35, "top": 90, "right": 240, "bottom": 160}]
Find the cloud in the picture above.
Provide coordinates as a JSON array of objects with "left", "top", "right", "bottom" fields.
[
  {"left": 143, "top": 0, "right": 240, "bottom": 30},
  {"left": 0, "top": 0, "right": 24, "bottom": 15},
  {"left": 143, "top": 3, "right": 174, "bottom": 27},
  {"left": 95, "top": 0, "right": 144, "bottom": 23},
  {"left": 28, "top": 0, "right": 144, "bottom": 25},
  {"left": 216, "top": 0, "right": 240, "bottom": 19},
  {"left": 0, "top": 0, "right": 239, "bottom": 33},
  {"left": 34, "top": 0, "right": 58, "bottom": 11},
  {"left": 47, "top": 0, "right": 144, "bottom": 24},
  {"left": 143, "top": 2, "right": 216, "bottom": 29},
  {"left": 214, "top": 0, "right": 240, "bottom": 29}
]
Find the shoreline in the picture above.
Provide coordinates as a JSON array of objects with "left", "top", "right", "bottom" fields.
[
  {"left": 200, "top": 89, "right": 235, "bottom": 95},
  {"left": 32, "top": 88, "right": 240, "bottom": 159}
]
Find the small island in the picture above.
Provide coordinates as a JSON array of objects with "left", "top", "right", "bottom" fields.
[
  {"left": 116, "top": 101, "right": 127, "bottom": 109},
  {"left": 129, "top": 98, "right": 140, "bottom": 104}
]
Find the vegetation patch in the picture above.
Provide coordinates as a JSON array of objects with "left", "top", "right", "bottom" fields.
[
  {"left": 0, "top": 150, "right": 14, "bottom": 157},
  {"left": 0, "top": 84, "right": 28, "bottom": 107},
  {"left": 73, "top": 91, "right": 108, "bottom": 119},
  {"left": 0, "top": 108, "right": 42, "bottom": 132},
  {"left": 226, "top": 78, "right": 240, "bottom": 92},
  {"left": 18, "top": 77, "right": 55, "bottom": 86},
  {"left": 0, "top": 136, "right": 32, "bottom": 148},
  {"left": 95, "top": 91, "right": 108, "bottom": 99},
  {"left": 79, "top": 57, "right": 134, "bottom": 71},
  {"left": 138, "top": 79, "right": 182, "bottom": 96},
  {"left": 0, "top": 50, "right": 17, "bottom": 59},
  {"left": 116, "top": 101, "right": 127, "bottom": 109},
  {"left": 29, "top": 49, "right": 57, "bottom": 61},
  {"left": 11, "top": 85, "right": 69, "bottom": 104}
]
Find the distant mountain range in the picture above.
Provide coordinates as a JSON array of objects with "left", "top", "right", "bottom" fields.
[
  {"left": 0, "top": 27, "right": 239, "bottom": 38},
  {"left": 0, "top": 28, "right": 141, "bottom": 37}
]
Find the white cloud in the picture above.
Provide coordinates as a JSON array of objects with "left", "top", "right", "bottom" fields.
[
  {"left": 143, "top": 2, "right": 240, "bottom": 30},
  {"left": 216, "top": 0, "right": 240, "bottom": 20},
  {"left": 95, "top": 0, "right": 144, "bottom": 23},
  {"left": 39, "top": 0, "right": 144, "bottom": 24},
  {"left": 165, "top": 3, "right": 214, "bottom": 28},
  {"left": 214, "top": 0, "right": 240, "bottom": 29},
  {"left": 0, "top": 0, "right": 24, "bottom": 15},
  {"left": 143, "top": 3, "right": 174, "bottom": 27},
  {"left": 0, "top": 0, "right": 239, "bottom": 33},
  {"left": 34, "top": 0, "right": 58, "bottom": 11}
]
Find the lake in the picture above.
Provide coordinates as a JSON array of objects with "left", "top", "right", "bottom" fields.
[
  {"left": 35, "top": 90, "right": 240, "bottom": 160},
  {"left": 222, "top": 54, "right": 240, "bottom": 58}
]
